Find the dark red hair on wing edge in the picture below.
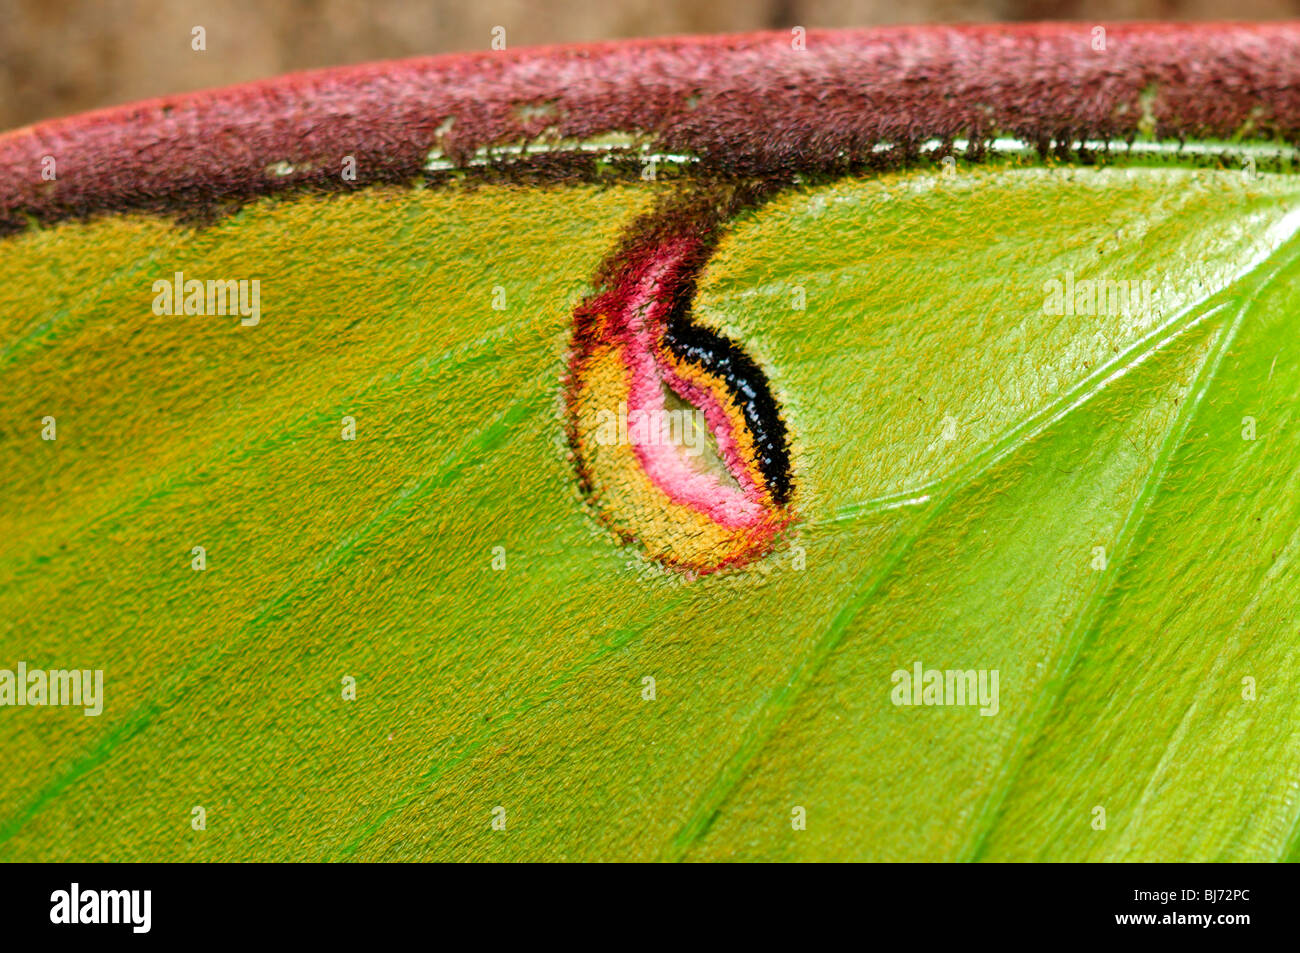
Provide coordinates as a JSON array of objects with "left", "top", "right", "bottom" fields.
[{"left": 2, "top": 22, "right": 1300, "bottom": 231}]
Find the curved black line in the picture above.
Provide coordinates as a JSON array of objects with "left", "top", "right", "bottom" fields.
[{"left": 662, "top": 286, "right": 793, "bottom": 507}]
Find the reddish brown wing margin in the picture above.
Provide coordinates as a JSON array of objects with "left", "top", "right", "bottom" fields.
[{"left": 2, "top": 23, "right": 1300, "bottom": 232}]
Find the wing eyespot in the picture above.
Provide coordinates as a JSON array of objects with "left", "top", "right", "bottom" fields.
[{"left": 566, "top": 221, "right": 794, "bottom": 573}]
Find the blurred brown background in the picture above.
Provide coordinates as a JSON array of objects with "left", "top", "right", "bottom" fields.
[{"left": 3, "top": 0, "right": 1298, "bottom": 130}]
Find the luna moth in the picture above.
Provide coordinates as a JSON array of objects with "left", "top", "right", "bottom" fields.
[{"left": 1, "top": 22, "right": 1299, "bottom": 862}]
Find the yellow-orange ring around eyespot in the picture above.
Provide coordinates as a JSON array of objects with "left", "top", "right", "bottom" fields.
[{"left": 572, "top": 340, "right": 780, "bottom": 572}]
